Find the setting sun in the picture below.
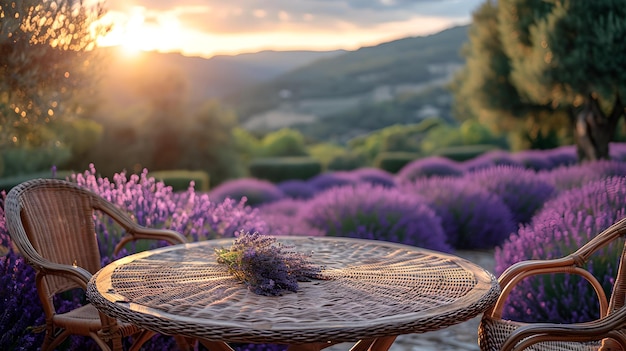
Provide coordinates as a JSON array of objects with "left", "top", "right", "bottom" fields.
[{"left": 98, "top": 6, "right": 185, "bottom": 56}]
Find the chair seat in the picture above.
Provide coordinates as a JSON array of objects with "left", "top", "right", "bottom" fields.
[
  {"left": 53, "top": 303, "right": 141, "bottom": 337},
  {"left": 479, "top": 316, "right": 601, "bottom": 351}
]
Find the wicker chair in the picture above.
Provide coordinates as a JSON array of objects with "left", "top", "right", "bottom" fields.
[
  {"left": 479, "top": 217, "right": 626, "bottom": 351},
  {"left": 4, "top": 178, "right": 188, "bottom": 351}
]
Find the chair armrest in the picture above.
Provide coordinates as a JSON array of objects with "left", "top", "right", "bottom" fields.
[
  {"left": 92, "top": 196, "right": 187, "bottom": 255},
  {"left": 487, "top": 258, "right": 608, "bottom": 319},
  {"left": 37, "top": 260, "right": 92, "bottom": 289},
  {"left": 500, "top": 306, "right": 626, "bottom": 351},
  {"left": 113, "top": 227, "right": 187, "bottom": 255}
]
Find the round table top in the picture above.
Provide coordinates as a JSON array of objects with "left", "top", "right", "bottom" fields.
[{"left": 87, "top": 236, "right": 499, "bottom": 344}]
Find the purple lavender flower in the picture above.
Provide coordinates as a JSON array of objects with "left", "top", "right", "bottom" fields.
[
  {"left": 496, "top": 176, "right": 626, "bottom": 323},
  {"left": 72, "top": 164, "right": 270, "bottom": 247},
  {"left": 208, "top": 178, "right": 285, "bottom": 207},
  {"left": 461, "top": 150, "right": 523, "bottom": 173},
  {"left": 306, "top": 171, "right": 357, "bottom": 192},
  {"left": 542, "top": 145, "right": 577, "bottom": 168},
  {"left": 540, "top": 160, "right": 626, "bottom": 192},
  {"left": 300, "top": 183, "right": 451, "bottom": 252},
  {"left": 0, "top": 250, "right": 46, "bottom": 349},
  {"left": 402, "top": 177, "right": 517, "bottom": 249},
  {"left": 276, "top": 179, "right": 317, "bottom": 200},
  {"left": 257, "top": 199, "right": 325, "bottom": 237},
  {"left": 610, "top": 142, "right": 626, "bottom": 161},
  {"left": 215, "top": 231, "right": 323, "bottom": 296},
  {"left": 467, "top": 165, "right": 556, "bottom": 224},
  {"left": 510, "top": 150, "right": 553, "bottom": 171},
  {"left": 348, "top": 167, "right": 396, "bottom": 188},
  {"left": 396, "top": 156, "right": 463, "bottom": 184}
]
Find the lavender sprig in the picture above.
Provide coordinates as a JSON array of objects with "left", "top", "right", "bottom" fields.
[{"left": 216, "top": 231, "right": 324, "bottom": 296}]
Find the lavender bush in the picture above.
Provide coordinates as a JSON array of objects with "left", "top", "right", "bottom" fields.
[
  {"left": 540, "top": 160, "right": 626, "bottom": 192},
  {"left": 542, "top": 145, "right": 577, "bottom": 169},
  {"left": 1, "top": 200, "right": 46, "bottom": 350},
  {"left": 299, "top": 183, "right": 451, "bottom": 252},
  {"left": 496, "top": 176, "right": 626, "bottom": 323},
  {"left": 402, "top": 177, "right": 517, "bottom": 249},
  {"left": 72, "top": 165, "right": 270, "bottom": 246},
  {"left": 348, "top": 167, "right": 396, "bottom": 188},
  {"left": 306, "top": 171, "right": 357, "bottom": 192},
  {"left": 257, "top": 199, "right": 324, "bottom": 237},
  {"left": 396, "top": 156, "right": 463, "bottom": 184},
  {"left": 510, "top": 150, "right": 554, "bottom": 171},
  {"left": 610, "top": 142, "right": 626, "bottom": 161},
  {"left": 207, "top": 178, "right": 285, "bottom": 207},
  {"left": 461, "top": 150, "right": 523, "bottom": 172},
  {"left": 467, "top": 166, "right": 556, "bottom": 224},
  {"left": 276, "top": 179, "right": 317, "bottom": 199}
]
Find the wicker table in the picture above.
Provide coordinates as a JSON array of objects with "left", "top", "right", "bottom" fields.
[{"left": 87, "top": 236, "right": 500, "bottom": 351}]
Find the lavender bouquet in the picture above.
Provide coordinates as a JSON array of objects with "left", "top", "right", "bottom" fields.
[{"left": 215, "top": 231, "right": 324, "bottom": 296}]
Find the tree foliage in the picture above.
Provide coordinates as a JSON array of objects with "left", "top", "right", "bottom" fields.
[
  {"left": 453, "top": 0, "right": 626, "bottom": 158},
  {"left": 0, "top": 0, "right": 108, "bottom": 175},
  {"left": 260, "top": 128, "right": 309, "bottom": 158}
]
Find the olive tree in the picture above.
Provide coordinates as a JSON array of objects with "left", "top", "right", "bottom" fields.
[
  {"left": 0, "top": 0, "right": 107, "bottom": 173},
  {"left": 454, "top": 0, "right": 626, "bottom": 159}
]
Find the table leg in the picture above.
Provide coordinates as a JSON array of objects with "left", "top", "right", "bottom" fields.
[
  {"left": 348, "top": 339, "right": 377, "bottom": 351},
  {"left": 347, "top": 336, "right": 397, "bottom": 351},
  {"left": 369, "top": 336, "right": 397, "bottom": 351},
  {"left": 198, "top": 340, "right": 236, "bottom": 351}
]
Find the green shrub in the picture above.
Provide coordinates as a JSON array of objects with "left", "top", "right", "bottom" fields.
[
  {"left": 0, "top": 170, "right": 73, "bottom": 193},
  {"left": 149, "top": 170, "right": 210, "bottom": 192},
  {"left": 432, "top": 144, "right": 501, "bottom": 162},
  {"left": 375, "top": 152, "right": 420, "bottom": 174},
  {"left": 1, "top": 146, "right": 71, "bottom": 177},
  {"left": 249, "top": 157, "right": 322, "bottom": 182},
  {"left": 326, "top": 152, "right": 368, "bottom": 171}
]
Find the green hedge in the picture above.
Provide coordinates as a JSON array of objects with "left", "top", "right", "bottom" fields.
[
  {"left": 249, "top": 157, "right": 322, "bottom": 183},
  {"left": 433, "top": 144, "right": 502, "bottom": 162},
  {"left": 375, "top": 152, "right": 420, "bottom": 174},
  {"left": 0, "top": 170, "right": 74, "bottom": 193},
  {"left": 326, "top": 152, "right": 368, "bottom": 171},
  {"left": 149, "top": 170, "right": 210, "bottom": 192}
]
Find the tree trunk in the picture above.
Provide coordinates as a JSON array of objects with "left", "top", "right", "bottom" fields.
[{"left": 574, "top": 95, "right": 622, "bottom": 161}]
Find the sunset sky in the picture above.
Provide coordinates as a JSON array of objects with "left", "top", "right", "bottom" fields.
[{"left": 98, "top": 0, "right": 483, "bottom": 58}]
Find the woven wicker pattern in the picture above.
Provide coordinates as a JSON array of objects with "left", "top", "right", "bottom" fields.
[
  {"left": 479, "top": 316, "right": 600, "bottom": 351},
  {"left": 478, "top": 217, "right": 626, "bottom": 351},
  {"left": 88, "top": 237, "right": 499, "bottom": 345}
]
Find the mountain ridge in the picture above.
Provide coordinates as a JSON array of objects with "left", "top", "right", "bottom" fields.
[{"left": 96, "top": 24, "right": 469, "bottom": 143}]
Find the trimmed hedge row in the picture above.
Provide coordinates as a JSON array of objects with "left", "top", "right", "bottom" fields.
[{"left": 248, "top": 157, "right": 322, "bottom": 182}]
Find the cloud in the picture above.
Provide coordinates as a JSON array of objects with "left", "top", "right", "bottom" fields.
[
  {"left": 99, "top": 0, "right": 481, "bottom": 57},
  {"left": 106, "top": 0, "right": 481, "bottom": 34}
]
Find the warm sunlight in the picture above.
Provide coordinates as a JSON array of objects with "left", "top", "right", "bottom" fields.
[
  {"left": 96, "top": 2, "right": 478, "bottom": 59},
  {"left": 98, "top": 7, "right": 185, "bottom": 56}
]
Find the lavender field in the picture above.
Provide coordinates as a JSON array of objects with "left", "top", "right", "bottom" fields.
[{"left": 3, "top": 144, "right": 626, "bottom": 350}]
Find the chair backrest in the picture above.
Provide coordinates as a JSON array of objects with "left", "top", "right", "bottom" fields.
[{"left": 5, "top": 179, "right": 104, "bottom": 297}]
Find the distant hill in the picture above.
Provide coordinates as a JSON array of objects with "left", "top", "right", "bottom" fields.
[
  {"left": 97, "top": 48, "right": 345, "bottom": 110},
  {"left": 225, "top": 25, "right": 469, "bottom": 129},
  {"left": 96, "top": 25, "right": 469, "bottom": 144}
]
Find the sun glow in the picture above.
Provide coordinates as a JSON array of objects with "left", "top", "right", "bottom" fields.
[
  {"left": 98, "top": 7, "right": 185, "bottom": 57},
  {"left": 95, "top": 4, "right": 474, "bottom": 59}
]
